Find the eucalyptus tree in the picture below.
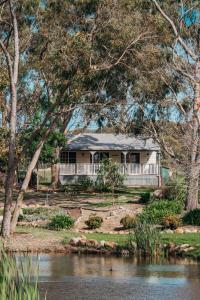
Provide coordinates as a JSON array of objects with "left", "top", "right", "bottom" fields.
[
  {"left": 149, "top": 0, "right": 200, "bottom": 210},
  {"left": 86, "top": 0, "right": 200, "bottom": 211}
]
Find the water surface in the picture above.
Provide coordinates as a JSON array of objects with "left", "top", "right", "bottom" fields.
[{"left": 32, "top": 254, "right": 200, "bottom": 300}]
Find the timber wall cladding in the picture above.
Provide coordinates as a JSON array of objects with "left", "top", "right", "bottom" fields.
[{"left": 60, "top": 174, "right": 159, "bottom": 186}]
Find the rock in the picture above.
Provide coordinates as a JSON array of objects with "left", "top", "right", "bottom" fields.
[
  {"left": 121, "top": 249, "right": 130, "bottom": 256},
  {"left": 78, "top": 238, "right": 87, "bottom": 247},
  {"left": 152, "top": 189, "right": 164, "bottom": 199},
  {"left": 181, "top": 247, "right": 195, "bottom": 253},
  {"left": 179, "top": 244, "right": 190, "bottom": 250},
  {"left": 104, "top": 241, "right": 118, "bottom": 249},
  {"left": 87, "top": 239, "right": 99, "bottom": 247},
  {"left": 100, "top": 240, "right": 106, "bottom": 247},
  {"left": 69, "top": 237, "right": 81, "bottom": 246},
  {"left": 110, "top": 211, "right": 116, "bottom": 216}
]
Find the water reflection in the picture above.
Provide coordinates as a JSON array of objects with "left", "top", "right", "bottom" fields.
[{"left": 21, "top": 254, "right": 200, "bottom": 300}]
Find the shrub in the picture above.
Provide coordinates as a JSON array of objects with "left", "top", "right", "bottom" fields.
[
  {"left": 131, "top": 219, "right": 162, "bottom": 256},
  {"left": 140, "top": 192, "right": 151, "bottom": 204},
  {"left": 95, "top": 182, "right": 110, "bottom": 193},
  {"left": 120, "top": 215, "right": 136, "bottom": 229},
  {"left": 182, "top": 209, "right": 200, "bottom": 226},
  {"left": 85, "top": 215, "right": 103, "bottom": 229},
  {"left": 161, "top": 215, "right": 181, "bottom": 230},
  {"left": 96, "top": 159, "right": 125, "bottom": 192},
  {"left": 48, "top": 215, "right": 75, "bottom": 230},
  {"left": 141, "top": 199, "right": 183, "bottom": 224},
  {"left": 164, "top": 178, "right": 186, "bottom": 203},
  {"left": 78, "top": 177, "right": 94, "bottom": 189},
  {"left": 22, "top": 207, "right": 65, "bottom": 219}
]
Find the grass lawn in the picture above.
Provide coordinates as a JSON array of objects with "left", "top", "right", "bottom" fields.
[{"left": 15, "top": 227, "right": 200, "bottom": 259}]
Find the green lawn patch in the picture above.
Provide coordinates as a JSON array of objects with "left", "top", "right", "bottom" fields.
[{"left": 15, "top": 226, "right": 200, "bottom": 259}]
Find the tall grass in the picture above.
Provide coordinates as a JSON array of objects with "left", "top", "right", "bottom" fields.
[
  {"left": 0, "top": 251, "right": 40, "bottom": 300},
  {"left": 130, "top": 219, "right": 162, "bottom": 257}
]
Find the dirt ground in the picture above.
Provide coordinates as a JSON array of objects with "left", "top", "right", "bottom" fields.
[{"left": 0, "top": 188, "right": 146, "bottom": 233}]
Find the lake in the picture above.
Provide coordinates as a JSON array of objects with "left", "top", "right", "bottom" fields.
[{"left": 29, "top": 254, "right": 200, "bottom": 300}]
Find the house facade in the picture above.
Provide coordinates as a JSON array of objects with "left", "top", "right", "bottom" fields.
[{"left": 59, "top": 133, "right": 161, "bottom": 186}]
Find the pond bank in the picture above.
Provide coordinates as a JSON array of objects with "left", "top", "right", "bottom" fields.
[{"left": 1, "top": 226, "right": 200, "bottom": 260}]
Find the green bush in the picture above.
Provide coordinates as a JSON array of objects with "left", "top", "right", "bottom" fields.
[
  {"left": 161, "top": 215, "right": 181, "bottom": 230},
  {"left": 95, "top": 182, "right": 110, "bottom": 192},
  {"left": 141, "top": 199, "right": 183, "bottom": 224},
  {"left": 164, "top": 178, "right": 186, "bottom": 203},
  {"left": 78, "top": 177, "right": 94, "bottom": 189},
  {"left": 48, "top": 215, "right": 75, "bottom": 230},
  {"left": 131, "top": 219, "right": 162, "bottom": 256},
  {"left": 120, "top": 215, "right": 136, "bottom": 229},
  {"left": 21, "top": 207, "right": 65, "bottom": 221},
  {"left": 85, "top": 215, "right": 103, "bottom": 229},
  {"left": 182, "top": 209, "right": 200, "bottom": 226},
  {"left": 140, "top": 192, "right": 151, "bottom": 204}
]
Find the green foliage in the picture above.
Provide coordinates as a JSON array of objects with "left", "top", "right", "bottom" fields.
[
  {"left": 131, "top": 219, "right": 162, "bottom": 256},
  {"left": 120, "top": 215, "right": 136, "bottom": 229},
  {"left": 85, "top": 215, "right": 103, "bottom": 229},
  {"left": 140, "top": 192, "right": 151, "bottom": 204},
  {"left": 23, "top": 130, "right": 66, "bottom": 164},
  {"left": 78, "top": 177, "right": 94, "bottom": 189},
  {"left": 48, "top": 215, "right": 75, "bottom": 230},
  {"left": 96, "top": 159, "right": 125, "bottom": 192},
  {"left": 0, "top": 251, "right": 39, "bottom": 300},
  {"left": 141, "top": 200, "right": 183, "bottom": 224},
  {"left": 183, "top": 209, "right": 200, "bottom": 226},
  {"left": 161, "top": 215, "right": 181, "bottom": 230},
  {"left": 164, "top": 178, "right": 186, "bottom": 203},
  {"left": 19, "top": 207, "right": 65, "bottom": 222}
]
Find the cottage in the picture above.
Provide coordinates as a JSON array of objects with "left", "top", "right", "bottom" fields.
[{"left": 59, "top": 133, "right": 161, "bottom": 186}]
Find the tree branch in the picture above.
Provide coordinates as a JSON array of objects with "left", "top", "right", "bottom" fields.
[{"left": 152, "top": 0, "right": 198, "bottom": 61}]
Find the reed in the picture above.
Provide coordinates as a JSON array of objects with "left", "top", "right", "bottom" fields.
[
  {"left": 0, "top": 251, "right": 40, "bottom": 300},
  {"left": 132, "top": 219, "right": 162, "bottom": 257}
]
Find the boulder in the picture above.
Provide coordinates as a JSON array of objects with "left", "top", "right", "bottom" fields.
[
  {"left": 152, "top": 190, "right": 164, "bottom": 199},
  {"left": 110, "top": 211, "right": 116, "bottom": 217},
  {"left": 86, "top": 239, "right": 99, "bottom": 248},
  {"left": 69, "top": 237, "right": 81, "bottom": 246},
  {"left": 99, "top": 240, "right": 106, "bottom": 247},
  {"left": 181, "top": 246, "right": 195, "bottom": 253},
  {"left": 78, "top": 238, "right": 87, "bottom": 247},
  {"left": 179, "top": 244, "right": 190, "bottom": 250},
  {"left": 104, "top": 241, "right": 118, "bottom": 249}
]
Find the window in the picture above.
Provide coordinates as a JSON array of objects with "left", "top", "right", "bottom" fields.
[
  {"left": 129, "top": 153, "right": 140, "bottom": 164},
  {"left": 90, "top": 152, "right": 109, "bottom": 163},
  {"left": 60, "top": 151, "right": 76, "bottom": 163},
  {"left": 121, "top": 152, "right": 140, "bottom": 164}
]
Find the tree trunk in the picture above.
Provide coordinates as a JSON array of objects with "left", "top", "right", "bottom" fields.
[
  {"left": 10, "top": 119, "right": 58, "bottom": 233},
  {"left": 10, "top": 141, "right": 45, "bottom": 233},
  {"left": 185, "top": 55, "right": 200, "bottom": 210},
  {"left": 51, "top": 147, "right": 60, "bottom": 190},
  {"left": 1, "top": 1, "right": 19, "bottom": 237},
  {"left": 186, "top": 164, "right": 199, "bottom": 210}
]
